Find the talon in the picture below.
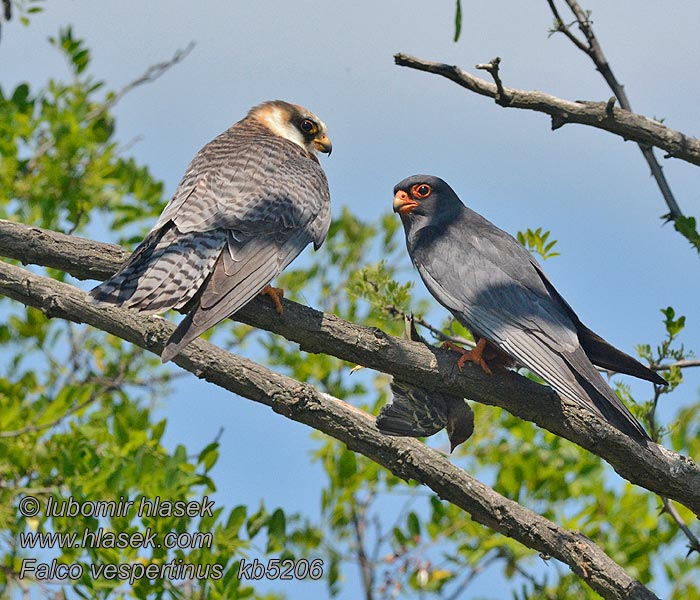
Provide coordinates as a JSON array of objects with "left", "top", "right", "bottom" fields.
[
  {"left": 443, "top": 338, "right": 493, "bottom": 375},
  {"left": 261, "top": 285, "right": 285, "bottom": 315}
]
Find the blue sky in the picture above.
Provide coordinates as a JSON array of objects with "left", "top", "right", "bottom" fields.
[{"left": 3, "top": 1, "right": 699, "bottom": 597}]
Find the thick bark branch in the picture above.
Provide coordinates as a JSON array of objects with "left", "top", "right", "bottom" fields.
[
  {"left": 1, "top": 219, "right": 699, "bottom": 519},
  {"left": 0, "top": 257, "right": 658, "bottom": 600},
  {"left": 393, "top": 53, "right": 700, "bottom": 168}
]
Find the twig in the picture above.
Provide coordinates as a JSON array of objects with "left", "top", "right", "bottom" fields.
[
  {"left": 652, "top": 358, "right": 700, "bottom": 371},
  {"left": 475, "top": 57, "right": 510, "bottom": 105},
  {"left": 547, "top": 0, "right": 683, "bottom": 220},
  {"left": 85, "top": 42, "right": 195, "bottom": 121},
  {"left": 383, "top": 303, "right": 474, "bottom": 348},
  {"left": 351, "top": 494, "right": 375, "bottom": 600},
  {"left": 661, "top": 498, "right": 700, "bottom": 556}
]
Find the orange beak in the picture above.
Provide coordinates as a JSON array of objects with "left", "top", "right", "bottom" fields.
[{"left": 393, "top": 190, "right": 418, "bottom": 215}]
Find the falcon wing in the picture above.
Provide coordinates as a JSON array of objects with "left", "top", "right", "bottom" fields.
[
  {"left": 160, "top": 161, "right": 330, "bottom": 363},
  {"left": 412, "top": 216, "right": 647, "bottom": 438},
  {"left": 377, "top": 380, "right": 449, "bottom": 438}
]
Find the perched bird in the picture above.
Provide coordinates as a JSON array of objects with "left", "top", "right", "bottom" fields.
[
  {"left": 377, "top": 314, "right": 474, "bottom": 452},
  {"left": 393, "top": 174, "right": 666, "bottom": 440},
  {"left": 91, "top": 100, "right": 332, "bottom": 363}
]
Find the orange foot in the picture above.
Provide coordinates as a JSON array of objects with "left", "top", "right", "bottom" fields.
[
  {"left": 261, "top": 285, "right": 285, "bottom": 315},
  {"left": 442, "top": 338, "right": 493, "bottom": 375}
]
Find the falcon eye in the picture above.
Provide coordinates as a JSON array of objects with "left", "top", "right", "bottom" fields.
[
  {"left": 300, "top": 119, "right": 315, "bottom": 133},
  {"left": 412, "top": 184, "right": 432, "bottom": 199}
]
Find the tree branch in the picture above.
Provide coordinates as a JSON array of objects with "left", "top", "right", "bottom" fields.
[
  {"left": 652, "top": 358, "right": 700, "bottom": 371},
  {"left": 393, "top": 53, "right": 700, "bottom": 168},
  {"left": 85, "top": 42, "right": 195, "bottom": 122},
  {"left": 0, "top": 257, "right": 659, "bottom": 600},
  {"left": 547, "top": 0, "right": 683, "bottom": 221},
  {"left": 1, "top": 219, "right": 699, "bottom": 518}
]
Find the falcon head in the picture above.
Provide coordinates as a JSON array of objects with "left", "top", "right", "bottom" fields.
[
  {"left": 393, "top": 175, "right": 458, "bottom": 216},
  {"left": 250, "top": 100, "right": 332, "bottom": 156},
  {"left": 393, "top": 174, "right": 463, "bottom": 224}
]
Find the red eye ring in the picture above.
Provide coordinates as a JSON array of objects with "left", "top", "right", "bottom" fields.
[{"left": 412, "top": 184, "right": 432, "bottom": 199}]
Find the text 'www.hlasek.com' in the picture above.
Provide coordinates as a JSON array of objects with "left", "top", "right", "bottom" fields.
[{"left": 17, "top": 495, "right": 324, "bottom": 585}]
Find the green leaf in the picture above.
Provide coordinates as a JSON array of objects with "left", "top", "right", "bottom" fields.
[
  {"left": 454, "top": 0, "right": 463, "bottom": 42},
  {"left": 673, "top": 215, "right": 700, "bottom": 253},
  {"left": 246, "top": 503, "right": 267, "bottom": 538},
  {"left": 266, "top": 508, "right": 286, "bottom": 552},
  {"left": 407, "top": 511, "right": 421, "bottom": 538}
]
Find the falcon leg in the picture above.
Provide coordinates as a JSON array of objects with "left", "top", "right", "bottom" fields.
[
  {"left": 261, "top": 285, "right": 285, "bottom": 314},
  {"left": 442, "top": 338, "right": 493, "bottom": 375}
]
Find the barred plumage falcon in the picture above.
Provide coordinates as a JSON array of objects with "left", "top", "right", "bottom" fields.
[
  {"left": 393, "top": 175, "right": 666, "bottom": 441},
  {"left": 377, "top": 314, "right": 474, "bottom": 452},
  {"left": 91, "top": 100, "right": 332, "bottom": 363}
]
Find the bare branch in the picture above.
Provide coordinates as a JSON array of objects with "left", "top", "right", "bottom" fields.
[
  {"left": 1, "top": 219, "right": 699, "bottom": 518},
  {"left": 393, "top": 53, "right": 700, "bottom": 168},
  {"left": 546, "top": 0, "right": 592, "bottom": 56},
  {"left": 86, "top": 42, "right": 195, "bottom": 121},
  {"left": 661, "top": 498, "right": 700, "bottom": 556},
  {"left": 654, "top": 359, "right": 700, "bottom": 371},
  {"left": 547, "top": 0, "right": 683, "bottom": 220},
  {"left": 0, "top": 257, "right": 659, "bottom": 600},
  {"left": 351, "top": 494, "right": 375, "bottom": 600}
]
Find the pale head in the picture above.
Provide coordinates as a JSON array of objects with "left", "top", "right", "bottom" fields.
[{"left": 249, "top": 100, "right": 332, "bottom": 156}]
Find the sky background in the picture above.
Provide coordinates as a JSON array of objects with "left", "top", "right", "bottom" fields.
[{"left": 2, "top": 1, "right": 699, "bottom": 598}]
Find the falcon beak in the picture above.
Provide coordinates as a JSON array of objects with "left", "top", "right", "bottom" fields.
[
  {"left": 393, "top": 190, "right": 418, "bottom": 214},
  {"left": 313, "top": 134, "right": 332, "bottom": 155}
]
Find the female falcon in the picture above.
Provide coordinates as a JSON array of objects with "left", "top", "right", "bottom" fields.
[{"left": 91, "top": 100, "right": 332, "bottom": 362}]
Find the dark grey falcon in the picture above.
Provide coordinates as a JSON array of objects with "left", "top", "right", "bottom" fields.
[
  {"left": 91, "top": 100, "right": 332, "bottom": 363},
  {"left": 393, "top": 174, "right": 666, "bottom": 440}
]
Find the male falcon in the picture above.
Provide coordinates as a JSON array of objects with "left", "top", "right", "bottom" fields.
[
  {"left": 91, "top": 100, "right": 332, "bottom": 363},
  {"left": 393, "top": 174, "right": 666, "bottom": 440}
]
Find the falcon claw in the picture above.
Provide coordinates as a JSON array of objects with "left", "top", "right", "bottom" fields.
[
  {"left": 261, "top": 285, "right": 285, "bottom": 315},
  {"left": 443, "top": 339, "right": 493, "bottom": 375}
]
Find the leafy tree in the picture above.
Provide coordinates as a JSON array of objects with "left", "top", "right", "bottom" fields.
[{"left": 1, "top": 5, "right": 699, "bottom": 600}]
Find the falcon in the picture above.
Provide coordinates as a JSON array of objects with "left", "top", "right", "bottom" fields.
[
  {"left": 91, "top": 100, "right": 332, "bottom": 363},
  {"left": 393, "top": 174, "right": 666, "bottom": 440},
  {"left": 377, "top": 315, "right": 474, "bottom": 452}
]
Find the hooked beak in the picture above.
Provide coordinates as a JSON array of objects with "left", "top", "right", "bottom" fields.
[
  {"left": 313, "top": 134, "right": 332, "bottom": 156},
  {"left": 393, "top": 190, "right": 418, "bottom": 215}
]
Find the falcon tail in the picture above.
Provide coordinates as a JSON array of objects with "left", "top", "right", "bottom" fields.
[
  {"left": 577, "top": 324, "right": 667, "bottom": 386},
  {"left": 564, "top": 351, "right": 650, "bottom": 441},
  {"left": 531, "top": 260, "right": 666, "bottom": 387},
  {"left": 89, "top": 223, "right": 226, "bottom": 315}
]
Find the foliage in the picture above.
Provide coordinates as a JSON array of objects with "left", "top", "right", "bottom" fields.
[
  {"left": 453, "top": 0, "right": 462, "bottom": 42},
  {"left": 0, "top": 29, "right": 321, "bottom": 599},
  {"left": 673, "top": 215, "right": 700, "bottom": 253},
  {"left": 3, "top": 0, "right": 45, "bottom": 28},
  {"left": 2, "top": 14, "right": 699, "bottom": 600},
  {"left": 516, "top": 228, "right": 560, "bottom": 261}
]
